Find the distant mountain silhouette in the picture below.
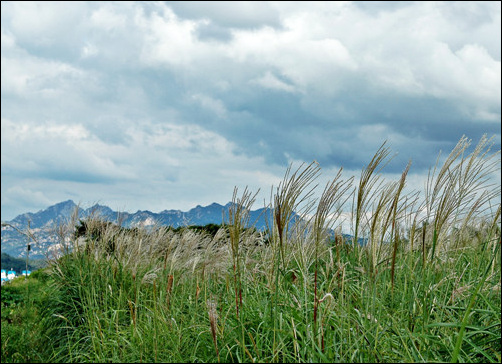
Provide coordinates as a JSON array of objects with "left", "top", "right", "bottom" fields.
[
  {"left": 2, "top": 200, "right": 362, "bottom": 260},
  {"left": 1, "top": 200, "right": 280, "bottom": 258}
]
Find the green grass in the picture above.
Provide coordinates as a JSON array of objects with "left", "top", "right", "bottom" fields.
[
  {"left": 1, "top": 269, "right": 53, "bottom": 363},
  {"left": 1, "top": 134, "right": 500, "bottom": 363}
]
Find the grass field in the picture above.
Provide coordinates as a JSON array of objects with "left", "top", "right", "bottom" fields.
[{"left": 1, "top": 135, "right": 500, "bottom": 363}]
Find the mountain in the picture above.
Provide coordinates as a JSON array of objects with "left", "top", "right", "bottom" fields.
[
  {"left": 1, "top": 200, "right": 276, "bottom": 259},
  {"left": 9, "top": 200, "right": 82, "bottom": 228}
]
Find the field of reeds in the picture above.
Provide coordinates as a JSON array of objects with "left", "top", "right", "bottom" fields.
[{"left": 1, "top": 135, "right": 501, "bottom": 363}]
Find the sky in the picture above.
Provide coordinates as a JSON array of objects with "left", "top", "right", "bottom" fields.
[{"left": 1, "top": 1, "right": 501, "bottom": 221}]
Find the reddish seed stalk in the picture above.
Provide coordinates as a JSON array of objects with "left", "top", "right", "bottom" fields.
[
  {"left": 314, "top": 270, "right": 318, "bottom": 323},
  {"left": 166, "top": 274, "right": 173, "bottom": 309},
  {"left": 235, "top": 286, "right": 239, "bottom": 319},
  {"left": 234, "top": 264, "right": 240, "bottom": 319},
  {"left": 208, "top": 300, "right": 220, "bottom": 362},
  {"left": 210, "top": 319, "right": 219, "bottom": 359},
  {"left": 128, "top": 300, "right": 136, "bottom": 328},
  {"left": 391, "top": 220, "right": 398, "bottom": 291}
]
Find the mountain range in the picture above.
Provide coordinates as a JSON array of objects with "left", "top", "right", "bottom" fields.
[{"left": 1, "top": 200, "right": 277, "bottom": 259}]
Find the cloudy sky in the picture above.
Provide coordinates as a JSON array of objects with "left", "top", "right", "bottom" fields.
[{"left": 1, "top": 1, "right": 501, "bottom": 221}]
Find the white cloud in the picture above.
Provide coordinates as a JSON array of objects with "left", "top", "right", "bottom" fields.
[
  {"left": 6, "top": 1, "right": 87, "bottom": 49},
  {"left": 1, "top": 1, "right": 500, "bottom": 221},
  {"left": 90, "top": 4, "right": 127, "bottom": 31},
  {"left": 1, "top": 49, "right": 87, "bottom": 97},
  {"left": 138, "top": 4, "right": 209, "bottom": 67},
  {"left": 1, "top": 185, "right": 53, "bottom": 213},
  {"left": 1, "top": 119, "right": 134, "bottom": 181},
  {"left": 168, "top": 1, "right": 281, "bottom": 29},
  {"left": 188, "top": 94, "right": 228, "bottom": 119},
  {"left": 251, "top": 71, "right": 298, "bottom": 93},
  {"left": 0, "top": 31, "right": 16, "bottom": 50},
  {"left": 1, "top": 119, "right": 89, "bottom": 142},
  {"left": 81, "top": 42, "right": 98, "bottom": 58},
  {"left": 1, "top": 116, "right": 284, "bottom": 218}
]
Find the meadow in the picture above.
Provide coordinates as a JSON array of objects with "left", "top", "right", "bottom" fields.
[{"left": 1, "top": 135, "right": 500, "bottom": 363}]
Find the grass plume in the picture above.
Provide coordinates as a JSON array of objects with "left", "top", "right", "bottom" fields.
[{"left": 2, "top": 134, "right": 500, "bottom": 363}]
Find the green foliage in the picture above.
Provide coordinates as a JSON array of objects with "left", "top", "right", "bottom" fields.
[
  {"left": 1, "top": 253, "right": 47, "bottom": 273},
  {"left": 1, "top": 272, "right": 53, "bottom": 363},
  {"left": 169, "top": 223, "right": 237, "bottom": 237}
]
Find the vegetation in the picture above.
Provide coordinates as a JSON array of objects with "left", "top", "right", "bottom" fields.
[
  {"left": 1, "top": 253, "right": 47, "bottom": 274},
  {"left": 1, "top": 135, "right": 500, "bottom": 363},
  {"left": 1, "top": 269, "right": 52, "bottom": 362}
]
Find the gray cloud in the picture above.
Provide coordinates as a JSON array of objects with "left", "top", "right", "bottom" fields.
[
  {"left": 354, "top": 1, "right": 416, "bottom": 13},
  {"left": 166, "top": 1, "right": 282, "bottom": 29},
  {"left": 1, "top": 1, "right": 500, "bottom": 220}
]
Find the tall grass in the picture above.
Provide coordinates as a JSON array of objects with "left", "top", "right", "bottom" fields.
[{"left": 8, "top": 134, "right": 499, "bottom": 363}]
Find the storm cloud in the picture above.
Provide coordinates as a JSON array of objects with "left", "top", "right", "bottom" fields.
[{"left": 1, "top": 1, "right": 500, "bottom": 220}]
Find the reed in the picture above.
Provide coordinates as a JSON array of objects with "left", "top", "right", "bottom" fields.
[
  {"left": 5, "top": 134, "right": 498, "bottom": 363},
  {"left": 227, "top": 186, "right": 259, "bottom": 319},
  {"left": 310, "top": 167, "right": 352, "bottom": 351}
]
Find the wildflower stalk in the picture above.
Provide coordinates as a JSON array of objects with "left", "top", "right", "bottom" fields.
[
  {"left": 390, "top": 161, "right": 411, "bottom": 290},
  {"left": 311, "top": 168, "right": 352, "bottom": 329},
  {"left": 270, "top": 161, "right": 320, "bottom": 360},
  {"left": 423, "top": 135, "right": 500, "bottom": 263},
  {"left": 228, "top": 186, "right": 258, "bottom": 319},
  {"left": 207, "top": 299, "right": 220, "bottom": 362},
  {"left": 352, "top": 142, "right": 393, "bottom": 257}
]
